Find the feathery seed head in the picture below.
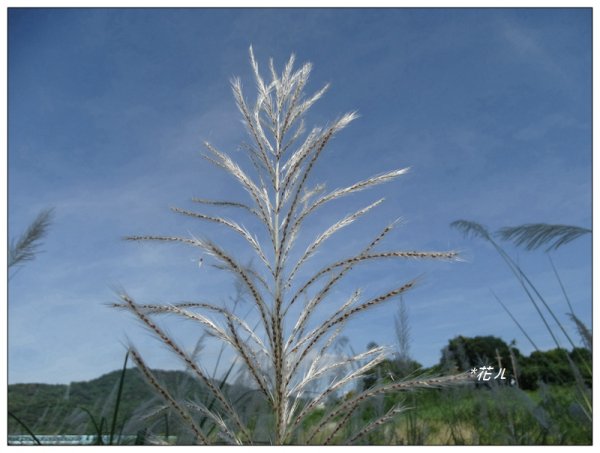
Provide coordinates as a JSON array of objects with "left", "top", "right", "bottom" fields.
[{"left": 116, "top": 47, "right": 462, "bottom": 445}]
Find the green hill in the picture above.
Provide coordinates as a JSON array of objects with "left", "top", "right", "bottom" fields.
[{"left": 8, "top": 367, "right": 229, "bottom": 437}]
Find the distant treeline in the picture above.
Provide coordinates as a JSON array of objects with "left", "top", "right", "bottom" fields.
[{"left": 364, "top": 335, "right": 592, "bottom": 391}]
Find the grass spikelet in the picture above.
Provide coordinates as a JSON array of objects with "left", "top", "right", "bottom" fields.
[
  {"left": 128, "top": 348, "right": 209, "bottom": 445},
  {"left": 9, "top": 208, "right": 54, "bottom": 268}
]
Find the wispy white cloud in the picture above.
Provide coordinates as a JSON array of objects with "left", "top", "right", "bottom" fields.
[{"left": 499, "top": 19, "right": 568, "bottom": 82}]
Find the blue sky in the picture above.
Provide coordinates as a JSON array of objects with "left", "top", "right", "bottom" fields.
[{"left": 7, "top": 8, "right": 592, "bottom": 384}]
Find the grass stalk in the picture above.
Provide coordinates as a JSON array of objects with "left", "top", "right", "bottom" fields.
[
  {"left": 8, "top": 411, "right": 42, "bottom": 445},
  {"left": 108, "top": 351, "right": 129, "bottom": 445}
]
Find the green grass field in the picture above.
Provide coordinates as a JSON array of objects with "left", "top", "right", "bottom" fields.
[{"left": 340, "top": 384, "right": 592, "bottom": 445}]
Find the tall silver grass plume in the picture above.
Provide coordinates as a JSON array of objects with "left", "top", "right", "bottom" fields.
[
  {"left": 497, "top": 223, "right": 591, "bottom": 251},
  {"left": 8, "top": 208, "right": 54, "bottom": 268},
  {"left": 117, "top": 47, "right": 465, "bottom": 445},
  {"left": 569, "top": 314, "right": 592, "bottom": 353}
]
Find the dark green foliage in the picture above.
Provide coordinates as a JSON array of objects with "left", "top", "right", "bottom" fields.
[
  {"left": 438, "top": 335, "right": 591, "bottom": 391},
  {"left": 569, "top": 347, "right": 592, "bottom": 383},
  {"left": 518, "top": 348, "right": 592, "bottom": 390},
  {"left": 440, "top": 335, "right": 522, "bottom": 378},
  {"left": 518, "top": 349, "right": 572, "bottom": 390},
  {"left": 362, "top": 357, "right": 423, "bottom": 390},
  {"left": 8, "top": 383, "right": 75, "bottom": 434}
]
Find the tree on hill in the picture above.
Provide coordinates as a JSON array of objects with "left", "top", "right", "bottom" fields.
[
  {"left": 440, "top": 335, "right": 521, "bottom": 375},
  {"left": 361, "top": 341, "right": 422, "bottom": 390},
  {"left": 518, "top": 347, "right": 592, "bottom": 390},
  {"left": 438, "top": 335, "right": 592, "bottom": 391}
]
